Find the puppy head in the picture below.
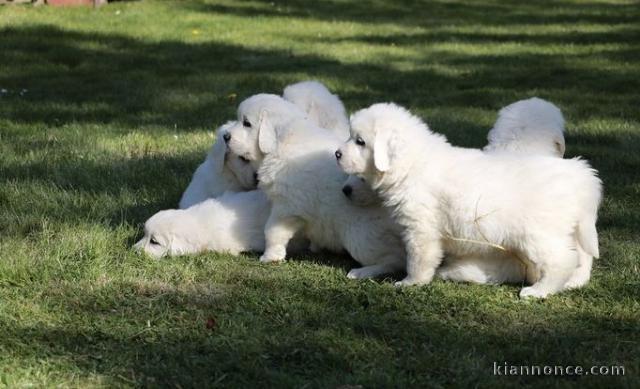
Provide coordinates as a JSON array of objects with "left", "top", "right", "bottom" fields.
[
  {"left": 341, "top": 174, "right": 380, "bottom": 207},
  {"left": 209, "top": 121, "right": 258, "bottom": 189},
  {"left": 133, "top": 210, "right": 196, "bottom": 258},
  {"left": 224, "top": 94, "right": 306, "bottom": 170},
  {"left": 337, "top": 103, "right": 435, "bottom": 182},
  {"left": 335, "top": 103, "right": 403, "bottom": 179}
]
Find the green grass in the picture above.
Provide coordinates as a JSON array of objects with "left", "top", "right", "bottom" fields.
[{"left": 0, "top": 0, "right": 638, "bottom": 387}]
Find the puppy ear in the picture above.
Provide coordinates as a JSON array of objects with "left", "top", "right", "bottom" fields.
[
  {"left": 554, "top": 137, "right": 565, "bottom": 157},
  {"left": 257, "top": 109, "right": 277, "bottom": 154},
  {"left": 211, "top": 132, "right": 227, "bottom": 173},
  {"left": 373, "top": 127, "right": 391, "bottom": 172}
]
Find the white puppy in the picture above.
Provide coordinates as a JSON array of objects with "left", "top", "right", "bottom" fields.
[
  {"left": 336, "top": 103, "right": 602, "bottom": 298},
  {"left": 283, "top": 80, "right": 350, "bottom": 137},
  {"left": 179, "top": 121, "right": 258, "bottom": 209},
  {"left": 484, "top": 97, "right": 565, "bottom": 157},
  {"left": 224, "top": 94, "right": 307, "bottom": 170},
  {"left": 136, "top": 191, "right": 270, "bottom": 258},
  {"left": 342, "top": 97, "right": 566, "bottom": 207},
  {"left": 255, "top": 118, "right": 405, "bottom": 278}
]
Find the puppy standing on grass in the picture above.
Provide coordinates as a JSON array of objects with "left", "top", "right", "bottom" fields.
[
  {"left": 342, "top": 97, "right": 567, "bottom": 207},
  {"left": 253, "top": 118, "right": 405, "bottom": 277},
  {"left": 336, "top": 103, "right": 602, "bottom": 298},
  {"left": 180, "top": 80, "right": 350, "bottom": 209},
  {"left": 224, "top": 89, "right": 352, "bottom": 183}
]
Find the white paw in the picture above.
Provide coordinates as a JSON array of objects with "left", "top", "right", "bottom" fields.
[
  {"left": 519, "top": 286, "right": 549, "bottom": 299},
  {"left": 394, "top": 277, "right": 430, "bottom": 287},
  {"left": 564, "top": 275, "right": 590, "bottom": 290},
  {"left": 347, "top": 268, "right": 370, "bottom": 279},
  {"left": 259, "top": 254, "right": 284, "bottom": 263}
]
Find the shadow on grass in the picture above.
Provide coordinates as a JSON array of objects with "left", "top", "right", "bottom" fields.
[
  {"left": 1, "top": 277, "right": 636, "bottom": 386},
  {"left": 192, "top": 0, "right": 639, "bottom": 27},
  {"left": 1, "top": 22, "right": 638, "bottom": 131}
]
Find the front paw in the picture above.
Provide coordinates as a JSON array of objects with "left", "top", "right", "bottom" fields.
[
  {"left": 519, "top": 286, "right": 549, "bottom": 299},
  {"left": 394, "top": 277, "right": 431, "bottom": 287},
  {"left": 259, "top": 254, "right": 285, "bottom": 263},
  {"left": 347, "top": 267, "right": 371, "bottom": 279}
]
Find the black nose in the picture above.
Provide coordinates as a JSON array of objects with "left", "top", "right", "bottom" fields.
[
  {"left": 342, "top": 185, "right": 352, "bottom": 197},
  {"left": 335, "top": 150, "right": 342, "bottom": 160},
  {"left": 223, "top": 132, "right": 231, "bottom": 143}
]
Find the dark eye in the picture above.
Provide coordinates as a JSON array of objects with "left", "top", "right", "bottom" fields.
[
  {"left": 355, "top": 136, "right": 365, "bottom": 146},
  {"left": 239, "top": 156, "right": 250, "bottom": 163},
  {"left": 242, "top": 117, "right": 252, "bottom": 128},
  {"left": 149, "top": 237, "right": 160, "bottom": 245}
]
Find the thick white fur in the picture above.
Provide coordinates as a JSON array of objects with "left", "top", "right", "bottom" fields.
[
  {"left": 225, "top": 92, "right": 352, "bottom": 170},
  {"left": 256, "top": 118, "right": 405, "bottom": 278},
  {"left": 283, "top": 80, "right": 350, "bottom": 138},
  {"left": 343, "top": 97, "right": 567, "bottom": 207},
  {"left": 337, "top": 103, "right": 602, "bottom": 298},
  {"left": 179, "top": 121, "right": 258, "bottom": 209},
  {"left": 224, "top": 94, "right": 308, "bottom": 171},
  {"left": 136, "top": 191, "right": 271, "bottom": 258},
  {"left": 484, "top": 97, "right": 565, "bottom": 157}
]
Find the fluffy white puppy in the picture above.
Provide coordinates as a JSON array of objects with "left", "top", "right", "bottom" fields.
[
  {"left": 179, "top": 121, "right": 258, "bottom": 209},
  {"left": 336, "top": 103, "right": 602, "bottom": 298},
  {"left": 255, "top": 117, "right": 405, "bottom": 278},
  {"left": 135, "top": 190, "right": 270, "bottom": 258},
  {"left": 224, "top": 94, "right": 307, "bottom": 170},
  {"left": 484, "top": 97, "right": 565, "bottom": 157},
  {"left": 283, "top": 80, "right": 350, "bottom": 137},
  {"left": 342, "top": 97, "right": 566, "bottom": 207}
]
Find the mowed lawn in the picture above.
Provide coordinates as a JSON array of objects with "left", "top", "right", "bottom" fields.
[{"left": 0, "top": 0, "right": 638, "bottom": 387}]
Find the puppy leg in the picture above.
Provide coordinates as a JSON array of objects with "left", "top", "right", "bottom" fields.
[
  {"left": 260, "top": 208, "right": 303, "bottom": 263},
  {"left": 519, "top": 239, "right": 578, "bottom": 298},
  {"left": 564, "top": 243, "right": 593, "bottom": 289},
  {"left": 395, "top": 229, "right": 443, "bottom": 286},
  {"left": 347, "top": 260, "right": 403, "bottom": 280}
]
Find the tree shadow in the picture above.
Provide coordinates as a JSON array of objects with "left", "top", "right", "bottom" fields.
[
  {"left": 190, "top": 0, "right": 639, "bottom": 28},
  {"left": 1, "top": 277, "right": 636, "bottom": 386}
]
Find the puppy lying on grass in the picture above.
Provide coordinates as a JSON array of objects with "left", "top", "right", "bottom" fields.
[
  {"left": 135, "top": 191, "right": 270, "bottom": 258},
  {"left": 144, "top": 81, "right": 351, "bottom": 257},
  {"left": 336, "top": 103, "right": 601, "bottom": 298}
]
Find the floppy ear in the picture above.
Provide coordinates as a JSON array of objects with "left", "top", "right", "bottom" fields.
[
  {"left": 257, "top": 110, "right": 277, "bottom": 154},
  {"left": 211, "top": 132, "right": 227, "bottom": 173},
  {"left": 554, "top": 137, "right": 565, "bottom": 157},
  {"left": 373, "top": 127, "right": 392, "bottom": 172}
]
